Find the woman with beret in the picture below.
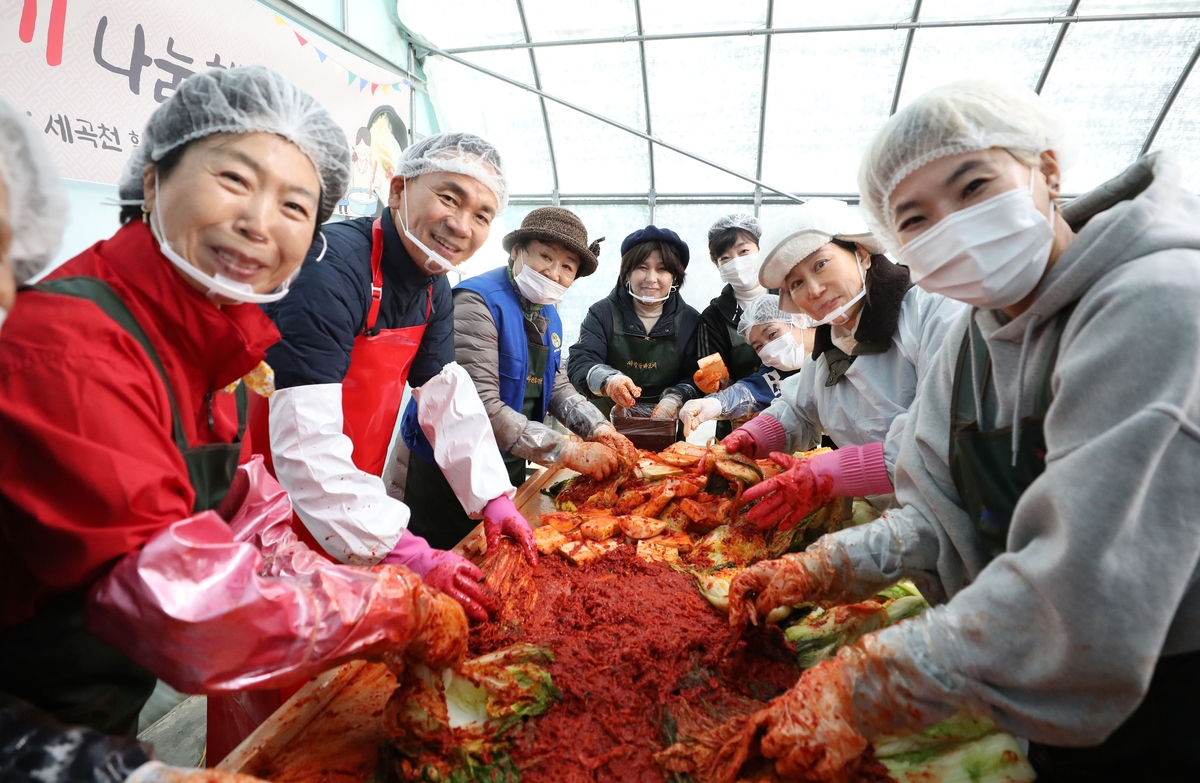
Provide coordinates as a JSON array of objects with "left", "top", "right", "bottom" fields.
[{"left": 566, "top": 225, "right": 703, "bottom": 421}]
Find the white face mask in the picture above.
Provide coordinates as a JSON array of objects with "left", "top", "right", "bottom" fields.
[
  {"left": 627, "top": 282, "right": 675, "bottom": 305},
  {"left": 808, "top": 252, "right": 867, "bottom": 327},
  {"left": 757, "top": 331, "right": 806, "bottom": 372},
  {"left": 718, "top": 252, "right": 761, "bottom": 292},
  {"left": 397, "top": 179, "right": 458, "bottom": 275},
  {"left": 149, "top": 172, "right": 318, "bottom": 304},
  {"left": 513, "top": 255, "right": 567, "bottom": 306},
  {"left": 898, "top": 168, "right": 1055, "bottom": 309}
]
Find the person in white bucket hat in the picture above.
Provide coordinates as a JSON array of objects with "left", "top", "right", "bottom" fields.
[{"left": 722, "top": 198, "right": 965, "bottom": 527}]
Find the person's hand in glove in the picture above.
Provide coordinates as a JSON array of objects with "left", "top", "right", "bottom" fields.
[
  {"left": 726, "top": 545, "right": 842, "bottom": 631},
  {"left": 603, "top": 374, "right": 641, "bottom": 408},
  {"left": 680, "top": 397, "right": 723, "bottom": 436},
  {"left": 724, "top": 647, "right": 872, "bottom": 783},
  {"left": 590, "top": 424, "right": 638, "bottom": 468},
  {"left": 557, "top": 436, "right": 619, "bottom": 480},
  {"left": 483, "top": 494, "right": 537, "bottom": 567},
  {"left": 742, "top": 452, "right": 835, "bottom": 531},
  {"left": 404, "top": 584, "right": 469, "bottom": 670},
  {"left": 720, "top": 414, "right": 786, "bottom": 458},
  {"left": 383, "top": 533, "right": 494, "bottom": 622},
  {"left": 651, "top": 393, "right": 683, "bottom": 420}
]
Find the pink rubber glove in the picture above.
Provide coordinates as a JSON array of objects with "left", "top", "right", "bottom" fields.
[
  {"left": 742, "top": 443, "right": 893, "bottom": 530},
  {"left": 483, "top": 494, "right": 538, "bottom": 567},
  {"left": 720, "top": 414, "right": 786, "bottom": 459},
  {"left": 383, "top": 533, "right": 493, "bottom": 622}
]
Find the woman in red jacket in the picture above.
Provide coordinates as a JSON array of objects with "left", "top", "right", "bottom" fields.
[{"left": 0, "top": 66, "right": 465, "bottom": 735}]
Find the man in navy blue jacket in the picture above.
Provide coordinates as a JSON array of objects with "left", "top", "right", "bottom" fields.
[{"left": 257, "top": 133, "right": 530, "bottom": 620}]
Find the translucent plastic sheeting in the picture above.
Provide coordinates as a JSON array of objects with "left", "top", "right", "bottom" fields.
[
  {"left": 425, "top": 50, "right": 554, "bottom": 195},
  {"left": 638, "top": 0, "right": 767, "bottom": 34},
  {"left": 521, "top": 0, "right": 638, "bottom": 41},
  {"left": 1041, "top": 18, "right": 1200, "bottom": 192},
  {"left": 896, "top": 24, "right": 1059, "bottom": 110},
  {"left": 770, "top": 0, "right": 914, "bottom": 26},
  {"left": 537, "top": 43, "right": 651, "bottom": 194},
  {"left": 651, "top": 202, "right": 751, "bottom": 316},
  {"left": 1148, "top": 60, "right": 1200, "bottom": 193},
  {"left": 395, "top": 0, "right": 524, "bottom": 50},
  {"left": 760, "top": 30, "right": 908, "bottom": 194},
  {"left": 917, "top": 0, "right": 1071, "bottom": 21},
  {"left": 644, "top": 36, "right": 765, "bottom": 192}
]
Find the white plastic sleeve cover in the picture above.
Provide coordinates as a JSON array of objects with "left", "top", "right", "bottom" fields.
[
  {"left": 413, "top": 362, "right": 516, "bottom": 518},
  {"left": 269, "top": 383, "right": 408, "bottom": 565}
]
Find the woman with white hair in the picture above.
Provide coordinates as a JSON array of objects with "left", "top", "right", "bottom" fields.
[
  {"left": 721, "top": 198, "right": 964, "bottom": 528},
  {"left": 0, "top": 69, "right": 466, "bottom": 735},
  {"left": 724, "top": 80, "right": 1200, "bottom": 782},
  {"left": 0, "top": 97, "right": 67, "bottom": 331}
]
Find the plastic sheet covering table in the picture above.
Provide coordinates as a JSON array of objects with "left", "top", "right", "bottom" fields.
[{"left": 216, "top": 466, "right": 570, "bottom": 780}]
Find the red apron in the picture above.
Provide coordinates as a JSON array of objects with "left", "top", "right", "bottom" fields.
[{"left": 213, "top": 219, "right": 432, "bottom": 765}]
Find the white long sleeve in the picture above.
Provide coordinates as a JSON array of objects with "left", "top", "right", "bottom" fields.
[
  {"left": 269, "top": 383, "right": 408, "bottom": 565},
  {"left": 413, "top": 362, "right": 515, "bottom": 518}
]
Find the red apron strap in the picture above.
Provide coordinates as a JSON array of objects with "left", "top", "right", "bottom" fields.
[
  {"left": 425, "top": 283, "right": 433, "bottom": 322},
  {"left": 365, "top": 219, "right": 384, "bottom": 335}
]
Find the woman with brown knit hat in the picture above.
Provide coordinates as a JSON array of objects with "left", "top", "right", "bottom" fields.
[{"left": 396, "top": 207, "right": 636, "bottom": 550}]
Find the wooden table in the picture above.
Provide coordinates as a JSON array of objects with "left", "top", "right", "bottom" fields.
[{"left": 217, "top": 467, "right": 569, "bottom": 780}]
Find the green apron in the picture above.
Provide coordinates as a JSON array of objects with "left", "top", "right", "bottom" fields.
[
  {"left": 716, "top": 322, "right": 761, "bottom": 440},
  {"left": 948, "top": 310, "right": 1071, "bottom": 563},
  {"left": 592, "top": 299, "right": 683, "bottom": 419},
  {"left": 0, "top": 277, "right": 246, "bottom": 735}
]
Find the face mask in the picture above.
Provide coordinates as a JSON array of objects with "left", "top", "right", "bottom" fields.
[
  {"left": 898, "top": 168, "right": 1055, "bottom": 309},
  {"left": 757, "top": 331, "right": 806, "bottom": 371},
  {"left": 397, "top": 179, "right": 457, "bottom": 275},
  {"left": 149, "top": 172, "right": 317, "bottom": 304},
  {"left": 513, "top": 255, "right": 567, "bottom": 305},
  {"left": 808, "top": 252, "right": 867, "bottom": 327},
  {"left": 719, "top": 252, "right": 761, "bottom": 292},
  {"left": 627, "top": 282, "right": 676, "bottom": 305}
]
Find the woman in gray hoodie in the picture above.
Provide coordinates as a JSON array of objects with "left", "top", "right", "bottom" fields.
[{"left": 725, "top": 80, "right": 1200, "bottom": 782}]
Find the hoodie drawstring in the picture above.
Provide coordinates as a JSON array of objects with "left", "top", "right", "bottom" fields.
[
  {"left": 1011, "top": 314, "right": 1041, "bottom": 466},
  {"left": 968, "top": 310, "right": 986, "bottom": 436}
]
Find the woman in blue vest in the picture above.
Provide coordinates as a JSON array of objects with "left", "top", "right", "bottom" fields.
[{"left": 399, "top": 208, "right": 633, "bottom": 550}]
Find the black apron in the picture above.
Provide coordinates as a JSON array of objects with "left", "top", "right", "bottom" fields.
[
  {"left": 407, "top": 341, "right": 549, "bottom": 550},
  {"left": 0, "top": 277, "right": 246, "bottom": 735},
  {"left": 715, "top": 322, "right": 761, "bottom": 440},
  {"left": 949, "top": 308, "right": 1200, "bottom": 780},
  {"left": 591, "top": 299, "right": 683, "bottom": 419}
]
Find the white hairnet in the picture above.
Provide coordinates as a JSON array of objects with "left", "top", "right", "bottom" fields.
[
  {"left": 0, "top": 96, "right": 67, "bottom": 284},
  {"left": 738, "top": 294, "right": 807, "bottom": 341},
  {"left": 858, "top": 79, "right": 1074, "bottom": 252},
  {"left": 118, "top": 65, "right": 350, "bottom": 225},
  {"left": 758, "top": 198, "right": 884, "bottom": 315},
  {"left": 708, "top": 213, "right": 762, "bottom": 242},
  {"left": 397, "top": 132, "right": 507, "bottom": 212}
]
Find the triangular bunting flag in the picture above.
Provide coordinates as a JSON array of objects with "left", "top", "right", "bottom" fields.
[
  {"left": 315, "top": 48, "right": 327, "bottom": 62},
  {"left": 348, "top": 72, "right": 357, "bottom": 85},
  {"left": 273, "top": 14, "right": 285, "bottom": 25},
  {"left": 403, "top": 79, "right": 410, "bottom": 86},
  {"left": 358, "top": 78, "right": 367, "bottom": 91},
  {"left": 294, "top": 31, "right": 307, "bottom": 46},
  {"left": 381, "top": 84, "right": 390, "bottom": 95},
  {"left": 370, "top": 83, "right": 379, "bottom": 95}
]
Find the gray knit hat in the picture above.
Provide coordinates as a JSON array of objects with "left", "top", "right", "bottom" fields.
[{"left": 502, "top": 207, "right": 604, "bottom": 277}]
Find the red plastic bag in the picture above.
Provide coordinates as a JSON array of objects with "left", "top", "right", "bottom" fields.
[{"left": 84, "top": 457, "right": 429, "bottom": 693}]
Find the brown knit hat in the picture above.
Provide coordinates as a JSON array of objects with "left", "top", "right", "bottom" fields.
[{"left": 502, "top": 206, "right": 604, "bottom": 278}]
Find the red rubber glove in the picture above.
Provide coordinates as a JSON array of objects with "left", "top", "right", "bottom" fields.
[
  {"left": 742, "top": 452, "right": 835, "bottom": 530},
  {"left": 483, "top": 494, "right": 537, "bottom": 567},
  {"left": 383, "top": 533, "right": 494, "bottom": 622}
]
